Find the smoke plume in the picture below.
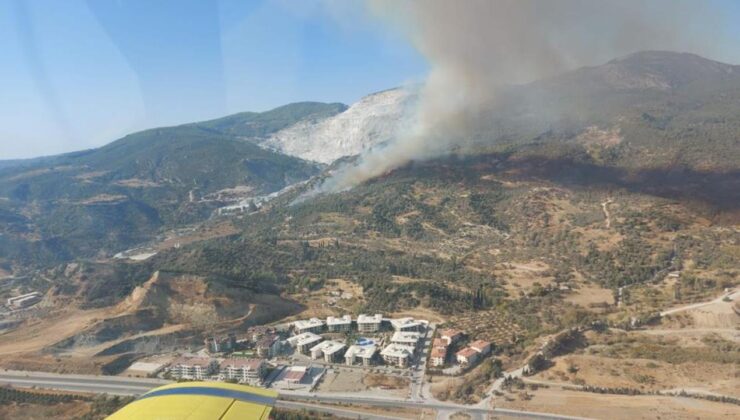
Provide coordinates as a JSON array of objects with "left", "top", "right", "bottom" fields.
[{"left": 315, "top": 0, "right": 723, "bottom": 194}]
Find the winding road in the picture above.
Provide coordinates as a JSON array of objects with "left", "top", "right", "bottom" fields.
[
  {"left": 659, "top": 288, "right": 738, "bottom": 317},
  {"left": 601, "top": 198, "right": 613, "bottom": 229}
]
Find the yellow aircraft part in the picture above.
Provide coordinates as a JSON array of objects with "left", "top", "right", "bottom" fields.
[{"left": 106, "top": 381, "right": 278, "bottom": 420}]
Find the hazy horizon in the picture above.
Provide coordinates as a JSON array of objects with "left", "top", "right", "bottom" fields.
[{"left": 2, "top": 0, "right": 740, "bottom": 160}]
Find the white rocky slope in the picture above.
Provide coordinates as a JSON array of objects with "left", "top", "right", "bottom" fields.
[{"left": 263, "top": 88, "right": 414, "bottom": 164}]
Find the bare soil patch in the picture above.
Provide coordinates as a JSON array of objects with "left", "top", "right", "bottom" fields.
[
  {"left": 536, "top": 354, "right": 739, "bottom": 397},
  {"left": 0, "top": 308, "right": 109, "bottom": 356},
  {"left": 564, "top": 283, "right": 614, "bottom": 307},
  {"left": 498, "top": 387, "right": 740, "bottom": 419},
  {"left": 317, "top": 369, "right": 368, "bottom": 393},
  {"left": 363, "top": 373, "right": 409, "bottom": 390}
]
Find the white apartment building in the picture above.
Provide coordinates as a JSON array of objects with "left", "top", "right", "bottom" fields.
[
  {"left": 219, "top": 358, "right": 266, "bottom": 385},
  {"left": 309, "top": 340, "right": 346, "bottom": 363},
  {"left": 389, "top": 317, "right": 426, "bottom": 332},
  {"left": 380, "top": 343, "right": 415, "bottom": 368},
  {"left": 391, "top": 331, "right": 422, "bottom": 348},
  {"left": 326, "top": 315, "right": 352, "bottom": 332},
  {"left": 293, "top": 317, "right": 325, "bottom": 334},
  {"left": 170, "top": 357, "right": 217, "bottom": 380},
  {"left": 287, "top": 332, "right": 323, "bottom": 354},
  {"left": 357, "top": 314, "right": 383, "bottom": 333},
  {"left": 344, "top": 345, "right": 377, "bottom": 366}
]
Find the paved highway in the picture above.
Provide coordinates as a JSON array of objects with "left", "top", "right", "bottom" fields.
[{"left": 0, "top": 370, "right": 590, "bottom": 420}]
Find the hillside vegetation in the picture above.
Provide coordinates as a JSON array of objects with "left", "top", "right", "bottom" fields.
[
  {"left": 0, "top": 52, "right": 738, "bottom": 375},
  {"left": 0, "top": 112, "right": 328, "bottom": 269}
]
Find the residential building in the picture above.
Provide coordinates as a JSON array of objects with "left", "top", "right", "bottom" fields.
[
  {"left": 170, "top": 357, "right": 217, "bottom": 380},
  {"left": 470, "top": 340, "right": 492, "bottom": 356},
  {"left": 439, "top": 329, "right": 464, "bottom": 345},
  {"left": 432, "top": 338, "right": 448, "bottom": 350},
  {"left": 389, "top": 317, "right": 426, "bottom": 332},
  {"left": 204, "top": 333, "right": 237, "bottom": 354},
  {"left": 287, "top": 332, "right": 323, "bottom": 354},
  {"left": 456, "top": 347, "right": 479, "bottom": 366},
  {"left": 357, "top": 314, "right": 383, "bottom": 333},
  {"left": 380, "top": 343, "right": 415, "bottom": 368},
  {"left": 247, "top": 326, "right": 275, "bottom": 342},
  {"left": 255, "top": 334, "right": 280, "bottom": 358},
  {"left": 293, "top": 318, "right": 325, "bottom": 334},
  {"left": 391, "top": 331, "right": 422, "bottom": 348},
  {"left": 344, "top": 345, "right": 377, "bottom": 366},
  {"left": 219, "top": 358, "right": 266, "bottom": 385},
  {"left": 430, "top": 347, "right": 447, "bottom": 367},
  {"left": 326, "top": 315, "right": 352, "bottom": 332},
  {"left": 309, "top": 340, "right": 346, "bottom": 363}
]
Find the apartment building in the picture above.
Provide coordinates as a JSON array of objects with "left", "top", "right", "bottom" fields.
[
  {"left": 326, "top": 315, "right": 352, "bottom": 332},
  {"left": 439, "top": 329, "right": 464, "bottom": 345},
  {"left": 389, "top": 317, "right": 425, "bottom": 332},
  {"left": 309, "top": 340, "right": 346, "bottom": 363},
  {"left": 344, "top": 345, "right": 377, "bottom": 366},
  {"left": 204, "top": 333, "right": 237, "bottom": 354},
  {"left": 430, "top": 347, "right": 447, "bottom": 367},
  {"left": 456, "top": 347, "right": 479, "bottom": 366},
  {"left": 391, "top": 331, "right": 422, "bottom": 348},
  {"left": 219, "top": 358, "right": 266, "bottom": 385},
  {"left": 356, "top": 314, "right": 383, "bottom": 332},
  {"left": 255, "top": 334, "right": 280, "bottom": 359},
  {"left": 170, "top": 357, "right": 217, "bottom": 380},
  {"left": 287, "top": 332, "right": 323, "bottom": 354},
  {"left": 380, "top": 343, "right": 415, "bottom": 368},
  {"left": 293, "top": 318, "right": 325, "bottom": 334},
  {"left": 470, "top": 340, "right": 492, "bottom": 356}
]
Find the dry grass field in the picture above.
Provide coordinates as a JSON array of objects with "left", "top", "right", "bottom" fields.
[{"left": 498, "top": 387, "right": 740, "bottom": 419}]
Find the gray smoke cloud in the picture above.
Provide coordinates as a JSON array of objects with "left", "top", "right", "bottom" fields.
[{"left": 315, "top": 0, "right": 723, "bottom": 194}]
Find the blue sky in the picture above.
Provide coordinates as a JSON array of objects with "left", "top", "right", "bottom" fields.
[
  {"left": 0, "top": 0, "right": 427, "bottom": 159},
  {"left": 2, "top": 0, "right": 740, "bottom": 160}
]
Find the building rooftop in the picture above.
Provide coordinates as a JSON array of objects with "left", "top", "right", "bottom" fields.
[
  {"left": 433, "top": 338, "right": 448, "bottom": 349},
  {"left": 326, "top": 315, "right": 352, "bottom": 325},
  {"left": 430, "top": 347, "right": 447, "bottom": 358},
  {"left": 357, "top": 313, "right": 383, "bottom": 324},
  {"left": 456, "top": 347, "right": 478, "bottom": 358},
  {"left": 287, "top": 332, "right": 323, "bottom": 347},
  {"left": 470, "top": 340, "right": 491, "bottom": 351},
  {"left": 345, "top": 344, "right": 377, "bottom": 359},
  {"left": 172, "top": 357, "right": 214, "bottom": 368},
  {"left": 219, "top": 358, "right": 264, "bottom": 370},
  {"left": 293, "top": 317, "right": 325, "bottom": 330},
  {"left": 380, "top": 343, "right": 415, "bottom": 359},
  {"left": 282, "top": 366, "right": 307, "bottom": 382},
  {"left": 389, "top": 317, "right": 426, "bottom": 330},
  {"left": 439, "top": 329, "right": 463, "bottom": 338},
  {"left": 310, "top": 340, "right": 346, "bottom": 355},
  {"left": 391, "top": 331, "right": 422, "bottom": 344}
]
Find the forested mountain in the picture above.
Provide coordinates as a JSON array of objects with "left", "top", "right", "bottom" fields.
[{"left": 0, "top": 119, "right": 324, "bottom": 267}]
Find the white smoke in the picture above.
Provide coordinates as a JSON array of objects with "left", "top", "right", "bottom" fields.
[{"left": 317, "top": 0, "right": 724, "bottom": 193}]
